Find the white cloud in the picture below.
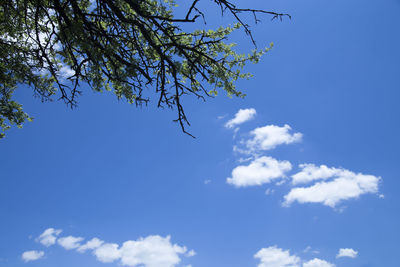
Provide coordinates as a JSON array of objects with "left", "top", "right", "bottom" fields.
[
  {"left": 225, "top": 108, "right": 256, "bottom": 128},
  {"left": 78, "top": 238, "right": 104, "bottom": 253},
  {"left": 336, "top": 248, "right": 358, "bottom": 258},
  {"left": 58, "top": 236, "right": 84, "bottom": 250},
  {"left": 302, "top": 258, "right": 335, "bottom": 267},
  {"left": 254, "top": 246, "right": 300, "bottom": 267},
  {"left": 186, "top": 249, "right": 196, "bottom": 257},
  {"left": 227, "top": 156, "right": 292, "bottom": 187},
  {"left": 33, "top": 227, "right": 193, "bottom": 267},
  {"left": 94, "top": 243, "right": 121, "bottom": 263},
  {"left": 59, "top": 65, "right": 75, "bottom": 78},
  {"left": 204, "top": 179, "right": 211, "bottom": 185},
  {"left": 292, "top": 164, "right": 342, "bottom": 185},
  {"left": 265, "top": 188, "right": 275, "bottom": 195},
  {"left": 244, "top": 124, "right": 302, "bottom": 153},
  {"left": 119, "top": 235, "right": 188, "bottom": 267},
  {"left": 21, "top": 250, "right": 44, "bottom": 262},
  {"left": 284, "top": 166, "right": 380, "bottom": 208},
  {"left": 36, "top": 228, "right": 62, "bottom": 247}
]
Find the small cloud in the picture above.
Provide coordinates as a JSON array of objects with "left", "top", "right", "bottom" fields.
[
  {"left": 237, "top": 157, "right": 253, "bottom": 163},
  {"left": 59, "top": 65, "right": 75, "bottom": 79},
  {"left": 303, "top": 258, "right": 335, "bottom": 267},
  {"left": 186, "top": 249, "right": 196, "bottom": 257},
  {"left": 242, "top": 124, "right": 302, "bottom": 154},
  {"left": 227, "top": 156, "right": 292, "bottom": 187},
  {"left": 303, "top": 246, "right": 312, "bottom": 253},
  {"left": 275, "top": 180, "right": 286, "bottom": 186},
  {"left": 379, "top": 194, "right": 385, "bottom": 199},
  {"left": 36, "top": 228, "right": 62, "bottom": 247},
  {"left": 204, "top": 179, "right": 211, "bottom": 185},
  {"left": 336, "top": 248, "right": 358, "bottom": 258},
  {"left": 265, "top": 188, "right": 275, "bottom": 195},
  {"left": 254, "top": 246, "right": 300, "bottom": 267},
  {"left": 225, "top": 108, "right": 256, "bottom": 129},
  {"left": 58, "top": 236, "right": 84, "bottom": 250},
  {"left": 217, "top": 114, "right": 227, "bottom": 120},
  {"left": 21, "top": 250, "right": 44, "bottom": 262}
]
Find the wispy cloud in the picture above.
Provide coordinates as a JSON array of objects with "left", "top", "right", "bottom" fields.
[
  {"left": 22, "top": 250, "right": 44, "bottom": 262},
  {"left": 36, "top": 228, "right": 62, "bottom": 247},
  {"left": 58, "top": 236, "right": 84, "bottom": 250},
  {"left": 336, "top": 248, "right": 358, "bottom": 258},
  {"left": 225, "top": 108, "right": 256, "bottom": 129},
  {"left": 227, "top": 156, "right": 292, "bottom": 187},
  {"left": 77, "top": 238, "right": 104, "bottom": 253}
]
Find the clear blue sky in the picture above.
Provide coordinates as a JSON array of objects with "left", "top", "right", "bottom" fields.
[{"left": 1, "top": 0, "right": 400, "bottom": 266}]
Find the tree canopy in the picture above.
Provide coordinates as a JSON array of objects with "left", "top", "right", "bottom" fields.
[{"left": 0, "top": 0, "right": 289, "bottom": 138}]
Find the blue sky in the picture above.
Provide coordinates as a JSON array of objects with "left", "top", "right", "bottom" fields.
[{"left": 1, "top": 0, "right": 400, "bottom": 266}]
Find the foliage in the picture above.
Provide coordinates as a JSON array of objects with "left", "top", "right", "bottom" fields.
[{"left": 0, "top": 0, "right": 289, "bottom": 138}]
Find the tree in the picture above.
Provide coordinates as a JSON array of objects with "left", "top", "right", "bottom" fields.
[{"left": 0, "top": 0, "right": 289, "bottom": 138}]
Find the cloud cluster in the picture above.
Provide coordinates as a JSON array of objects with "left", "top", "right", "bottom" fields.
[
  {"left": 24, "top": 228, "right": 194, "bottom": 266},
  {"left": 254, "top": 246, "right": 336, "bottom": 267},
  {"left": 225, "top": 108, "right": 382, "bottom": 209}
]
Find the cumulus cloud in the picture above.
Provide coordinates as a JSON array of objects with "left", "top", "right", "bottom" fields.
[
  {"left": 284, "top": 165, "right": 380, "bottom": 208},
  {"left": 21, "top": 250, "right": 44, "bottom": 262},
  {"left": 291, "top": 164, "right": 342, "bottom": 185},
  {"left": 255, "top": 246, "right": 338, "bottom": 267},
  {"left": 35, "top": 228, "right": 192, "bottom": 267},
  {"left": 78, "top": 238, "right": 104, "bottom": 253},
  {"left": 225, "top": 108, "right": 256, "bottom": 128},
  {"left": 243, "top": 124, "right": 302, "bottom": 153},
  {"left": 58, "top": 236, "right": 84, "bottom": 250},
  {"left": 336, "top": 248, "right": 358, "bottom": 258},
  {"left": 254, "top": 246, "right": 300, "bottom": 267},
  {"left": 227, "top": 156, "right": 292, "bottom": 187},
  {"left": 36, "top": 228, "right": 62, "bottom": 247},
  {"left": 119, "top": 235, "right": 188, "bottom": 267},
  {"left": 94, "top": 243, "right": 121, "bottom": 263},
  {"left": 302, "top": 258, "right": 335, "bottom": 267}
]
